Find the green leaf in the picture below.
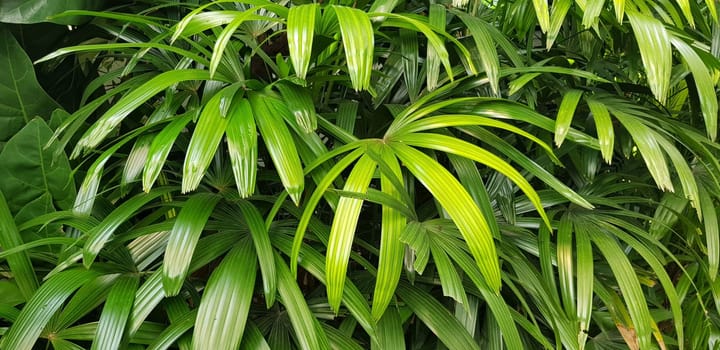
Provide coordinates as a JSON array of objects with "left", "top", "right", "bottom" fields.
[
  {"left": 193, "top": 239, "right": 257, "bottom": 350},
  {"left": 581, "top": 0, "right": 606, "bottom": 28},
  {"left": 451, "top": 10, "right": 500, "bottom": 96},
  {"left": 0, "top": 29, "right": 59, "bottom": 147},
  {"left": 333, "top": 5, "right": 374, "bottom": 91},
  {"left": 373, "top": 307, "right": 405, "bottom": 350},
  {"left": 143, "top": 114, "right": 193, "bottom": 192},
  {"left": 397, "top": 282, "right": 481, "bottom": 350},
  {"left": 586, "top": 98, "right": 614, "bottom": 163},
  {"left": 237, "top": 200, "right": 276, "bottom": 307},
  {"left": 276, "top": 82, "right": 317, "bottom": 133},
  {"left": 0, "top": 0, "right": 102, "bottom": 24},
  {"left": 0, "top": 118, "right": 74, "bottom": 215},
  {"left": 83, "top": 188, "right": 173, "bottom": 267},
  {"left": 626, "top": 9, "right": 671, "bottom": 104},
  {"left": 0, "top": 269, "right": 97, "bottom": 350},
  {"left": 225, "top": 97, "right": 257, "bottom": 198},
  {"left": 670, "top": 35, "right": 718, "bottom": 140},
  {"left": 249, "top": 91, "right": 305, "bottom": 204},
  {"left": 275, "top": 253, "right": 329, "bottom": 350},
  {"left": 287, "top": 4, "right": 318, "bottom": 80},
  {"left": 182, "top": 84, "right": 241, "bottom": 193},
  {"left": 611, "top": 112, "right": 673, "bottom": 192},
  {"left": 75, "top": 69, "right": 219, "bottom": 155},
  {"left": 587, "top": 225, "right": 654, "bottom": 349},
  {"left": 91, "top": 275, "right": 140, "bottom": 350},
  {"left": 555, "top": 89, "right": 583, "bottom": 147},
  {"left": 163, "top": 193, "right": 221, "bottom": 296},
  {"left": 546, "top": 0, "right": 573, "bottom": 48},
  {"left": 371, "top": 148, "right": 406, "bottom": 319},
  {"left": 390, "top": 142, "right": 501, "bottom": 292},
  {"left": 147, "top": 310, "right": 197, "bottom": 350},
  {"left": 395, "top": 133, "right": 551, "bottom": 229},
  {"left": 327, "top": 155, "right": 377, "bottom": 313},
  {"left": 532, "top": 0, "right": 550, "bottom": 33},
  {"left": 209, "top": 9, "right": 268, "bottom": 78},
  {"left": 291, "top": 146, "right": 365, "bottom": 275},
  {"left": 0, "top": 190, "right": 38, "bottom": 300}
]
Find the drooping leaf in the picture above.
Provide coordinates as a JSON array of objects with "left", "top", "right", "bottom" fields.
[
  {"left": 333, "top": 5, "right": 374, "bottom": 92},
  {"left": 182, "top": 84, "right": 242, "bottom": 193},
  {"left": 626, "top": 9, "right": 671, "bottom": 104},
  {"left": 91, "top": 274, "right": 139, "bottom": 350},
  {"left": 327, "top": 155, "right": 377, "bottom": 313},
  {"left": 193, "top": 239, "right": 257, "bottom": 350},
  {"left": 390, "top": 142, "right": 501, "bottom": 291},
  {"left": 163, "top": 193, "right": 221, "bottom": 296},
  {"left": 287, "top": 4, "right": 318, "bottom": 80},
  {"left": 248, "top": 91, "right": 304, "bottom": 204}
]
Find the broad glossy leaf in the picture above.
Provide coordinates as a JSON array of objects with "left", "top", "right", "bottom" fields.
[
  {"left": 249, "top": 91, "right": 304, "bottom": 204},
  {"left": 275, "top": 253, "right": 329, "bottom": 350},
  {"left": 182, "top": 84, "right": 241, "bottom": 193},
  {"left": 556, "top": 214, "right": 575, "bottom": 316},
  {"left": 92, "top": 275, "right": 139, "bottom": 350},
  {"left": 193, "top": 239, "right": 257, "bottom": 350},
  {"left": 287, "top": 4, "right": 318, "bottom": 80},
  {"left": 390, "top": 142, "right": 501, "bottom": 291},
  {"left": 0, "top": 29, "right": 59, "bottom": 147},
  {"left": 574, "top": 223, "right": 593, "bottom": 348},
  {"left": 333, "top": 5, "right": 374, "bottom": 91},
  {"left": 0, "top": 269, "right": 97, "bottom": 350},
  {"left": 0, "top": 0, "right": 102, "bottom": 24},
  {"left": 327, "top": 155, "right": 377, "bottom": 312},
  {"left": 626, "top": 10, "right": 671, "bottom": 104},
  {"left": 0, "top": 118, "right": 74, "bottom": 216},
  {"left": 163, "top": 193, "right": 221, "bottom": 296},
  {"left": 83, "top": 188, "right": 173, "bottom": 267},
  {"left": 0, "top": 190, "right": 38, "bottom": 300}
]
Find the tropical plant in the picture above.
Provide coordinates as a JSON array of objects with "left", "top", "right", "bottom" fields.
[{"left": 1, "top": 0, "right": 719, "bottom": 349}]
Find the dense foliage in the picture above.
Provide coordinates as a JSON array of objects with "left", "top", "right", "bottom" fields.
[{"left": 1, "top": 0, "right": 719, "bottom": 349}]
